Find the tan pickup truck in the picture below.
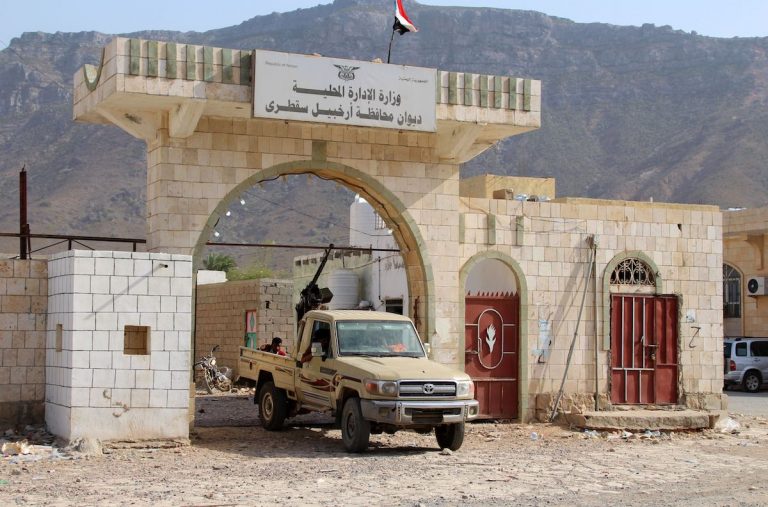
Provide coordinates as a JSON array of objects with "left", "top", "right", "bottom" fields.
[{"left": 239, "top": 310, "right": 479, "bottom": 452}]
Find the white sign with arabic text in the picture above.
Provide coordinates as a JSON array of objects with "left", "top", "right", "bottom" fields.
[{"left": 253, "top": 50, "right": 436, "bottom": 132}]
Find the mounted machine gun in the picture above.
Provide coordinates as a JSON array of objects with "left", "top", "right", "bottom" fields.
[{"left": 295, "top": 244, "right": 334, "bottom": 323}]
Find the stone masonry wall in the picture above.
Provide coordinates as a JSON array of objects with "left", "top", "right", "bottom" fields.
[
  {"left": 46, "top": 250, "right": 192, "bottom": 441},
  {"left": 195, "top": 279, "right": 293, "bottom": 379},
  {"left": 0, "top": 259, "right": 47, "bottom": 428}
]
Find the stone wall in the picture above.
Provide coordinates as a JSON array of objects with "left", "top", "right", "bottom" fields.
[
  {"left": 0, "top": 259, "right": 47, "bottom": 428},
  {"left": 195, "top": 278, "right": 293, "bottom": 378},
  {"left": 461, "top": 197, "right": 723, "bottom": 420},
  {"left": 45, "top": 250, "right": 192, "bottom": 441}
]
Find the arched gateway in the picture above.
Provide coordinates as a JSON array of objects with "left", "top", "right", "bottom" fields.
[{"left": 66, "top": 38, "right": 540, "bottom": 439}]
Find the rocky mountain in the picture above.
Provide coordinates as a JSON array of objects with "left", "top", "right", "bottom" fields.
[{"left": 1, "top": 0, "right": 767, "bottom": 263}]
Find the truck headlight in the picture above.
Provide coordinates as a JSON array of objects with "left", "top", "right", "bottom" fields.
[
  {"left": 456, "top": 380, "right": 474, "bottom": 398},
  {"left": 364, "top": 379, "right": 398, "bottom": 397}
]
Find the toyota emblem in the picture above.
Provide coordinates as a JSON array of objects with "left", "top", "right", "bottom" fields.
[{"left": 422, "top": 383, "right": 435, "bottom": 394}]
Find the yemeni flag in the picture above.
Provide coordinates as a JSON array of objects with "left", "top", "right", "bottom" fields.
[{"left": 393, "top": 0, "right": 418, "bottom": 34}]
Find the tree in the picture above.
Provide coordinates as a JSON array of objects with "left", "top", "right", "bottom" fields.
[{"left": 202, "top": 253, "right": 236, "bottom": 272}]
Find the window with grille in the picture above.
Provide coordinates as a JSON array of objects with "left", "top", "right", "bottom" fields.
[
  {"left": 374, "top": 214, "right": 387, "bottom": 230},
  {"left": 723, "top": 264, "right": 741, "bottom": 319},
  {"left": 610, "top": 258, "right": 656, "bottom": 286},
  {"left": 385, "top": 298, "right": 404, "bottom": 315}
]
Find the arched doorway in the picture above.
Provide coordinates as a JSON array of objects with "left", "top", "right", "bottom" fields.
[
  {"left": 606, "top": 254, "right": 678, "bottom": 405},
  {"left": 192, "top": 160, "right": 435, "bottom": 339},
  {"left": 462, "top": 256, "right": 523, "bottom": 419}
]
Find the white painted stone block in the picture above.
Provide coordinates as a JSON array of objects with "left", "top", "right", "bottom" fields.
[
  {"left": 156, "top": 313, "right": 174, "bottom": 331},
  {"left": 170, "top": 278, "right": 191, "bottom": 297},
  {"left": 117, "top": 313, "right": 142, "bottom": 330},
  {"left": 112, "top": 351, "right": 131, "bottom": 370},
  {"left": 93, "top": 293, "right": 114, "bottom": 312},
  {"left": 128, "top": 276, "right": 148, "bottom": 295},
  {"left": 72, "top": 293, "right": 93, "bottom": 312},
  {"left": 90, "top": 351, "right": 112, "bottom": 369},
  {"left": 138, "top": 295, "right": 161, "bottom": 312},
  {"left": 171, "top": 371, "right": 188, "bottom": 390},
  {"left": 175, "top": 260, "right": 192, "bottom": 278},
  {"left": 150, "top": 331, "right": 164, "bottom": 351},
  {"left": 169, "top": 351, "right": 189, "bottom": 371},
  {"left": 110, "top": 276, "right": 128, "bottom": 295},
  {"left": 71, "top": 350, "right": 90, "bottom": 368},
  {"left": 177, "top": 331, "right": 192, "bottom": 351},
  {"left": 154, "top": 370, "right": 171, "bottom": 389},
  {"left": 115, "top": 369, "right": 136, "bottom": 389},
  {"left": 149, "top": 389, "right": 168, "bottom": 408},
  {"left": 114, "top": 294, "right": 138, "bottom": 312},
  {"left": 72, "top": 312, "right": 96, "bottom": 331},
  {"left": 177, "top": 296, "right": 191, "bottom": 313},
  {"left": 114, "top": 258, "right": 134, "bottom": 277},
  {"left": 153, "top": 260, "right": 174, "bottom": 277},
  {"left": 148, "top": 277, "right": 170, "bottom": 295},
  {"left": 89, "top": 387, "right": 111, "bottom": 408},
  {"left": 96, "top": 312, "right": 118, "bottom": 331},
  {"left": 71, "top": 387, "right": 91, "bottom": 407},
  {"left": 131, "top": 389, "right": 150, "bottom": 408},
  {"left": 73, "top": 275, "right": 91, "bottom": 294},
  {"left": 94, "top": 258, "right": 114, "bottom": 276},
  {"left": 135, "top": 370, "right": 153, "bottom": 389},
  {"left": 134, "top": 259, "right": 153, "bottom": 277},
  {"left": 163, "top": 331, "right": 178, "bottom": 351},
  {"left": 150, "top": 351, "right": 170, "bottom": 370},
  {"left": 71, "top": 368, "right": 93, "bottom": 388},
  {"left": 131, "top": 355, "right": 151, "bottom": 370},
  {"left": 73, "top": 257, "right": 95, "bottom": 275},
  {"left": 140, "top": 313, "right": 158, "bottom": 329},
  {"left": 160, "top": 296, "right": 176, "bottom": 313},
  {"left": 92, "top": 368, "right": 115, "bottom": 388},
  {"left": 174, "top": 313, "right": 191, "bottom": 331},
  {"left": 166, "top": 389, "right": 188, "bottom": 408}
]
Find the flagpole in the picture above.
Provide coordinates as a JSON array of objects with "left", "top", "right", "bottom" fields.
[{"left": 386, "top": 27, "right": 395, "bottom": 64}]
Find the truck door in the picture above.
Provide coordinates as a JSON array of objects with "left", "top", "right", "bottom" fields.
[{"left": 297, "top": 319, "right": 336, "bottom": 409}]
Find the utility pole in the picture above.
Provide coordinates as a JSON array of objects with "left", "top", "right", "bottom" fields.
[{"left": 19, "top": 166, "right": 29, "bottom": 259}]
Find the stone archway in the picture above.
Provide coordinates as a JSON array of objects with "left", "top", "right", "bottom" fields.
[
  {"left": 191, "top": 158, "right": 436, "bottom": 338},
  {"left": 460, "top": 252, "right": 528, "bottom": 420}
]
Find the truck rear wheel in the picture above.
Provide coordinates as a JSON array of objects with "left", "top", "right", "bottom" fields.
[
  {"left": 435, "top": 423, "right": 465, "bottom": 451},
  {"left": 259, "top": 382, "right": 287, "bottom": 430},
  {"left": 341, "top": 397, "right": 370, "bottom": 453}
]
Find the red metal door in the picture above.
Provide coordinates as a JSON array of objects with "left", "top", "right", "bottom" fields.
[
  {"left": 610, "top": 295, "right": 678, "bottom": 404},
  {"left": 465, "top": 293, "right": 519, "bottom": 419}
]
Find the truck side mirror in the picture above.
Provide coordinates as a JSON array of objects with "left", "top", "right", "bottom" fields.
[
  {"left": 311, "top": 341, "right": 324, "bottom": 358},
  {"left": 423, "top": 343, "right": 431, "bottom": 356}
]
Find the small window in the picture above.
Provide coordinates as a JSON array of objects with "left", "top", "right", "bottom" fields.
[
  {"left": 55, "top": 324, "right": 63, "bottom": 352},
  {"left": 610, "top": 258, "right": 655, "bottom": 286},
  {"left": 124, "top": 325, "right": 150, "bottom": 355},
  {"left": 723, "top": 264, "right": 741, "bottom": 319},
  {"left": 736, "top": 342, "right": 747, "bottom": 357},
  {"left": 374, "top": 213, "right": 387, "bottom": 230},
  {"left": 385, "top": 298, "right": 404, "bottom": 315},
  {"left": 750, "top": 341, "right": 768, "bottom": 357}
]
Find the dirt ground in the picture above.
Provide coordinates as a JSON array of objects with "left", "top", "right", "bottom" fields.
[{"left": 3, "top": 389, "right": 768, "bottom": 507}]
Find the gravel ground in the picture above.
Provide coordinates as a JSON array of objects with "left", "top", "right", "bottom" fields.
[{"left": 2, "top": 390, "right": 768, "bottom": 506}]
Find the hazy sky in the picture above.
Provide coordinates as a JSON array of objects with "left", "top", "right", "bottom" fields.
[{"left": 3, "top": 0, "right": 767, "bottom": 49}]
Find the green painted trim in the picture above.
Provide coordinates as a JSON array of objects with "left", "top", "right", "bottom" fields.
[
  {"left": 129, "top": 39, "right": 140, "bottom": 75},
  {"left": 166, "top": 43, "right": 177, "bottom": 78},
  {"left": 448, "top": 72, "right": 458, "bottom": 105},
  {"left": 459, "top": 251, "right": 529, "bottom": 421},
  {"left": 515, "top": 216, "right": 524, "bottom": 245},
  {"left": 222, "top": 48, "right": 233, "bottom": 83},
  {"left": 601, "top": 251, "right": 664, "bottom": 350},
  {"left": 459, "top": 213, "right": 465, "bottom": 243},
  {"left": 83, "top": 48, "right": 105, "bottom": 92},
  {"left": 523, "top": 79, "right": 532, "bottom": 111},
  {"left": 508, "top": 77, "right": 517, "bottom": 110},
  {"left": 203, "top": 47, "right": 214, "bottom": 82},
  {"left": 435, "top": 70, "right": 442, "bottom": 103},
  {"left": 186, "top": 45, "right": 196, "bottom": 80},
  {"left": 493, "top": 76, "right": 502, "bottom": 108},
  {"left": 239, "top": 52, "right": 252, "bottom": 85},
  {"left": 487, "top": 214, "right": 496, "bottom": 245},
  {"left": 147, "top": 41, "right": 158, "bottom": 77},
  {"left": 463, "top": 73, "right": 473, "bottom": 106},
  {"left": 479, "top": 75, "right": 488, "bottom": 107}
]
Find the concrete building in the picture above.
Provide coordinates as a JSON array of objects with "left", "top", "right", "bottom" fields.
[{"left": 0, "top": 37, "right": 727, "bottom": 436}]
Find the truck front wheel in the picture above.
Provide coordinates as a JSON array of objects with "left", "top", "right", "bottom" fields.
[
  {"left": 259, "top": 382, "right": 287, "bottom": 430},
  {"left": 435, "top": 423, "right": 465, "bottom": 451},
  {"left": 341, "top": 398, "right": 371, "bottom": 453}
]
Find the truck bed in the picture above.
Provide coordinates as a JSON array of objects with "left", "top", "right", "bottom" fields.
[{"left": 239, "top": 346, "right": 297, "bottom": 392}]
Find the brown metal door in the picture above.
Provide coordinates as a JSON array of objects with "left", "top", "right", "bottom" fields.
[
  {"left": 465, "top": 293, "right": 519, "bottom": 419},
  {"left": 610, "top": 295, "right": 678, "bottom": 404}
]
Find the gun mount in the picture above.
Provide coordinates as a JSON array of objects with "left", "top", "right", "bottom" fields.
[{"left": 295, "top": 244, "right": 334, "bottom": 323}]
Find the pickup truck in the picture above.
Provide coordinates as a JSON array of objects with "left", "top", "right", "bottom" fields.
[{"left": 239, "top": 310, "right": 480, "bottom": 452}]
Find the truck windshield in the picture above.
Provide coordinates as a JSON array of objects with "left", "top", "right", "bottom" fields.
[{"left": 336, "top": 321, "right": 425, "bottom": 357}]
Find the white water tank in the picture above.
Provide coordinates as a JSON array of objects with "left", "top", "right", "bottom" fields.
[{"left": 328, "top": 269, "right": 359, "bottom": 309}]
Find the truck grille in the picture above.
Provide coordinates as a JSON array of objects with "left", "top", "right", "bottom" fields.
[{"left": 399, "top": 381, "right": 456, "bottom": 397}]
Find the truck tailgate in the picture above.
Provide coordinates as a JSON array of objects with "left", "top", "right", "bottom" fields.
[{"left": 239, "top": 346, "right": 297, "bottom": 391}]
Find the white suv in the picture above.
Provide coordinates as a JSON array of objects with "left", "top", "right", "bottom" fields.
[{"left": 724, "top": 337, "right": 768, "bottom": 393}]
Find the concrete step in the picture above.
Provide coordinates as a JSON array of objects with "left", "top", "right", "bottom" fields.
[{"left": 567, "top": 409, "right": 713, "bottom": 431}]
